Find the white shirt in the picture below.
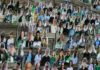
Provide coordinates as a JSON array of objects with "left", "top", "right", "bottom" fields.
[
  {"left": 28, "top": 23, "right": 36, "bottom": 32},
  {"left": 78, "top": 38, "right": 85, "bottom": 46},
  {"left": 70, "top": 38, "right": 77, "bottom": 48},
  {"left": 51, "top": 25, "right": 57, "bottom": 33},
  {"left": 12, "top": 15, "right": 18, "bottom": 23},
  {"left": 97, "top": 53, "right": 100, "bottom": 61},
  {"left": 84, "top": 26, "right": 88, "bottom": 32},
  {"left": 34, "top": 54, "right": 42, "bottom": 65},
  {"left": 37, "top": 27, "right": 42, "bottom": 33},
  {"left": 33, "top": 41, "right": 41, "bottom": 48},
  {"left": 57, "top": 27, "right": 63, "bottom": 34},
  {"left": 7, "top": 38, "right": 14, "bottom": 46},
  {"left": 66, "top": 67, "right": 73, "bottom": 70},
  {"left": 61, "top": 11, "right": 66, "bottom": 20},
  {"left": 71, "top": 54, "right": 78, "bottom": 64},
  {"left": 48, "top": 2, "right": 53, "bottom": 8},
  {"left": 20, "top": 49, "right": 24, "bottom": 56}
]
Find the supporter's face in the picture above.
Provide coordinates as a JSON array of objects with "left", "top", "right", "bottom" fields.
[
  {"left": 53, "top": 19, "right": 56, "bottom": 25},
  {"left": 69, "top": 25, "right": 72, "bottom": 29},
  {"left": 28, "top": 33, "right": 32, "bottom": 40},
  {"left": 39, "top": 21, "right": 42, "bottom": 26},
  {"left": 60, "top": 34, "right": 64, "bottom": 41},
  {"left": 21, "top": 31, "right": 24, "bottom": 38},
  {"left": 51, "top": 51, "right": 55, "bottom": 56},
  {"left": 35, "top": 11, "right": 37, "bottom": 14},
  {"left": 9, "top": 35, "right": 13, "bottom": 38},
  {"left": 45, "top": 49, "right": 49, "bottom": 55},
  {"left": 34, "top": 2, "right": 39, "bottom": 6},
  {"left": 0, "top": 48, "right": 4, "bottom": 53},
  {"left": 67, "top": 51, "right": 70, "bottom": 55},
  {"left": 52, "top": 66, "right": 57, "bottom": 70},
  {"left": 60, "top": 51, "right": 63, "bottom": 56},
  {"left": 37, "top": 33, "right": 40, "bottom": 36},
  {"left": 29, "top": 49, "right": 32, "bottom": 53},
  {"left": 46, "top": 51, "right": 49, "bottom": 55},
  {"left": 16, "top": 64, "right": 20, "bottom": 69},
  {"left": 82, "top": 59, "right": 87, "bottom": 67},
  {"left": 45, "top": 20, "right": 49, "bottom": 25},
  {"left": 38, "top": 48, "right": 41, "bottom": 54},
  {"left": 40, "top": 10, "right": 44, "bottom": 15}
]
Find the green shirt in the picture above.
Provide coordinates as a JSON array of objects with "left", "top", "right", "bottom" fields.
[
  {"left": 32, "top": 5, "right": 35, "bottom": 13},
  {"left": 17, "top": 39, "right": 26, "bottom": 48},
  {"left": 65, "top": 55, "right": 71, "bottom": 63},
  {"left": 50, "top": 56, "right": 56, "bottom": 65},
  {"left": 95, "top": 65, "right": 100, "bottom": 70}
]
